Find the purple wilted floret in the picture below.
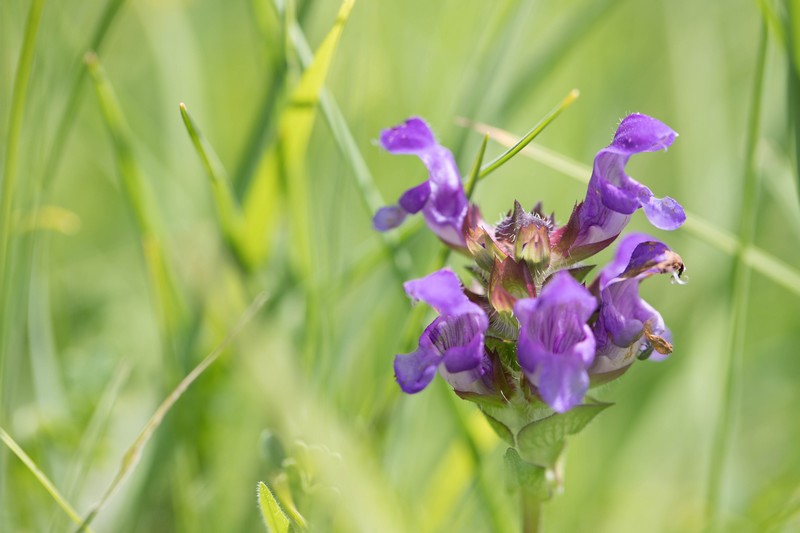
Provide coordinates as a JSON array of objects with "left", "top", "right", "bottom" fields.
[{"left": 591, "top": 233, "right": 684, "bottom": 378}]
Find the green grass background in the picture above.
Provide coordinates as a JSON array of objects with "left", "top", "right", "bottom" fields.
[{"left": 1, "top": 0, "right": 799, "bottom": 531}]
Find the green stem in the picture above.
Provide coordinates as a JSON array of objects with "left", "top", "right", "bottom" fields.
[
  {"left": 521, "top": 490, "right": 542, "bottom": 533},
  {"left": 706, "top": 22, "right": 767, "bottom": 528}
]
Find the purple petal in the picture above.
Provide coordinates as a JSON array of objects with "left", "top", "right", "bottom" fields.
[
  {"left": 591, "top": 237, "right": 682, "bottom": 375},
  {"left": 610, "top": 113, "right": 677, "bottom": 153},
  {"left": 439, "top": 315, "right": 486, "bottom": 373},
  {"left": 535, "top": 349, "right": 591, "bottom": 413},
  {"left": 641, "top": 194, "right": 686, "bottom": 230},
  {"left": 514, "top": 272, "right": 597, "bottom": 412},
  {"left": 394, "top": 346, "right": 439, "bottom": 394},
  {"left": 403, "top": 268, "right": 486, "bottom": 320},
  {"left": 380, "top": 117, "right": 437, "bottom": 153},
  {"left": 570, "top": 114, "right": 683, "bottom": 256},
  {"left": 398, "top": 180, "right": 431, "bottom": 214},
  {"left": 373, "top": 205, "right": 407, "bottom": 231}
]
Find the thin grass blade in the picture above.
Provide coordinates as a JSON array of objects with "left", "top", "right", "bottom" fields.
[
  {"left": 468, "top": 89, "right": 579, "bottom": 180},
  {"left": 75, "top": 292, "right": 268, "bottom": 532},
  {"left": 179, "top": 103, "right": 253, "bottom": 267},
  {"left": 0, "top": 426, "right": 93, "bottom": 532}
]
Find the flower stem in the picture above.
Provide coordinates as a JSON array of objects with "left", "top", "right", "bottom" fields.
[{"left": 521, "top": 490, "right": 543, "bottom": 533}]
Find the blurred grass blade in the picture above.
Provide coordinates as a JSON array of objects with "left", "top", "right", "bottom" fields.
[
  {"left": 467, "top": 120, "right": 800, "bottom": 296},
  {"left": 707, "top": 24, "right": 768, "bottom": 527},
  {"left": 85, "top": 52, "right": 187, "bottom": 338},
  {"left": 257, "top": 482, "right": 290, "bottom": 533},
  {"left": 499, "top": 0, "right": 619, "bottom": 119},
  {"left": 287, "top": 15, "right": 411, "bottom": 282},
  {"left": 465, "top": 134, "right": 489, "bottom": 200},
  {"left": 41, "top": 0, "right": 127, "bottom": 189},
  {"left": 179, "top": 103, "right": 253, "bottom": 267},
  {"left": 0, "top": 0, "right": 45, "bottom": 372},
  {"left": 0, "top": 0, "right": 45, "bottom": 270},
  {"left": 241, "top": 0, "right": 355, "bottom": 274},
  {"left": 76, "top": 292, "right": 268, "bottom": 532},
  {"left": 463, "top": 89, "right": 579, "bottom": 181},
  {"left": 0, "top": 426, "right": 93, "bottom": 532},
  {"left": 786, "top": 0, "right": 800, "bottom": 199}
]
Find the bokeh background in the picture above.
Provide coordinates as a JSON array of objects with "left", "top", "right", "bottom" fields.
[{"left": 1, "top": 0, "right": 799, "bottom": 531}]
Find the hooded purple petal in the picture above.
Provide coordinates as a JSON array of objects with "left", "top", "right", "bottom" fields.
[
  {"left": 394, "top": 269, "right": 491, "bottom": 394},
  {"left": 514, "top": 272, "right": 597, "bottom": 412},
  {"left": 374, "top": 118, "right": 468, "bottom": 247},
  {"left": 591, "top": 237, "right": 683, "bottom": 376},
  {"left": 568, "top": 114, "right": 685, "bottom": 258}
]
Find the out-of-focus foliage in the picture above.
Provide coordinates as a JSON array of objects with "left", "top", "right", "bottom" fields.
[{"left": 0, "top": 0, "right": 798, "bottom": 531}]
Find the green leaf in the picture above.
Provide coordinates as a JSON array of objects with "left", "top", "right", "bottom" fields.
[
  {"left": 258, "top": 482, "right": 290, "bottom": 533},
  {"left": 516, "top": 401, "right": 611, "bottom": 467},
  {"left": 503, "top": 447, "right": 548, "bottom": 499},
  {"left": 481, "top": 411, "right": 515, "bottom": 446}
]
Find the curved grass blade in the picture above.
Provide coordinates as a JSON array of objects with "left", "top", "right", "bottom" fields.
[
  {"left": 257, "top": 482, "right": 290, "bottom": 533},
  {"left": 465, "top": 120, "right": 800, "bottom": 296},
  {"left": 0, "top": 427, "right": 94, "bottom": 533},
  {"left": 75, "top": 292, "right": 269, "bottom": 532},
  {"left": 461, "top": 89, "right": 579, "bottom": 181},
  {"left": 179, "top": 103, "right": 253, "bottom": 267}
]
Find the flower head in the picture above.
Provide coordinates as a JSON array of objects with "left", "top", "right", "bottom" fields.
[
  {"left": 373, "top": 118, "right": 468, "bottom": 248},
  {"left": 514, "top": 272, "right": 597, "bottom": 413},
  {"left": 394, "top": 268, "right": 492, "bottom": 394},
  {"left": 381, "top": 113, "right": 686, "bottom": 417}
]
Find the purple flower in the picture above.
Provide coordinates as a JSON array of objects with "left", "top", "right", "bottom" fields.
[
  {"left": 514, "top": 272, "right": 597, "bottom": 413},
  {"left": 394, "top": 268, "right": 491, "bottom": 394},
  {"left": 373, "top": 118, "right": 468, "bottom": 247},
  {"left": 557, "top": 114, "right": 685, "bottom": 261},
  {"left": 591, "top": 233, "right": 684, "bottom": 379}
]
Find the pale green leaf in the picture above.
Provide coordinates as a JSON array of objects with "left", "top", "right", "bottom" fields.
[
  {"left": 503, "top": 447, "right": 548, "bottom": 499},
  {"left": 258, "top": 481, "right": 290, "bottom": 533},
  {"left": 516, "top": 401, "right": 611, "bottom": 467}
]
